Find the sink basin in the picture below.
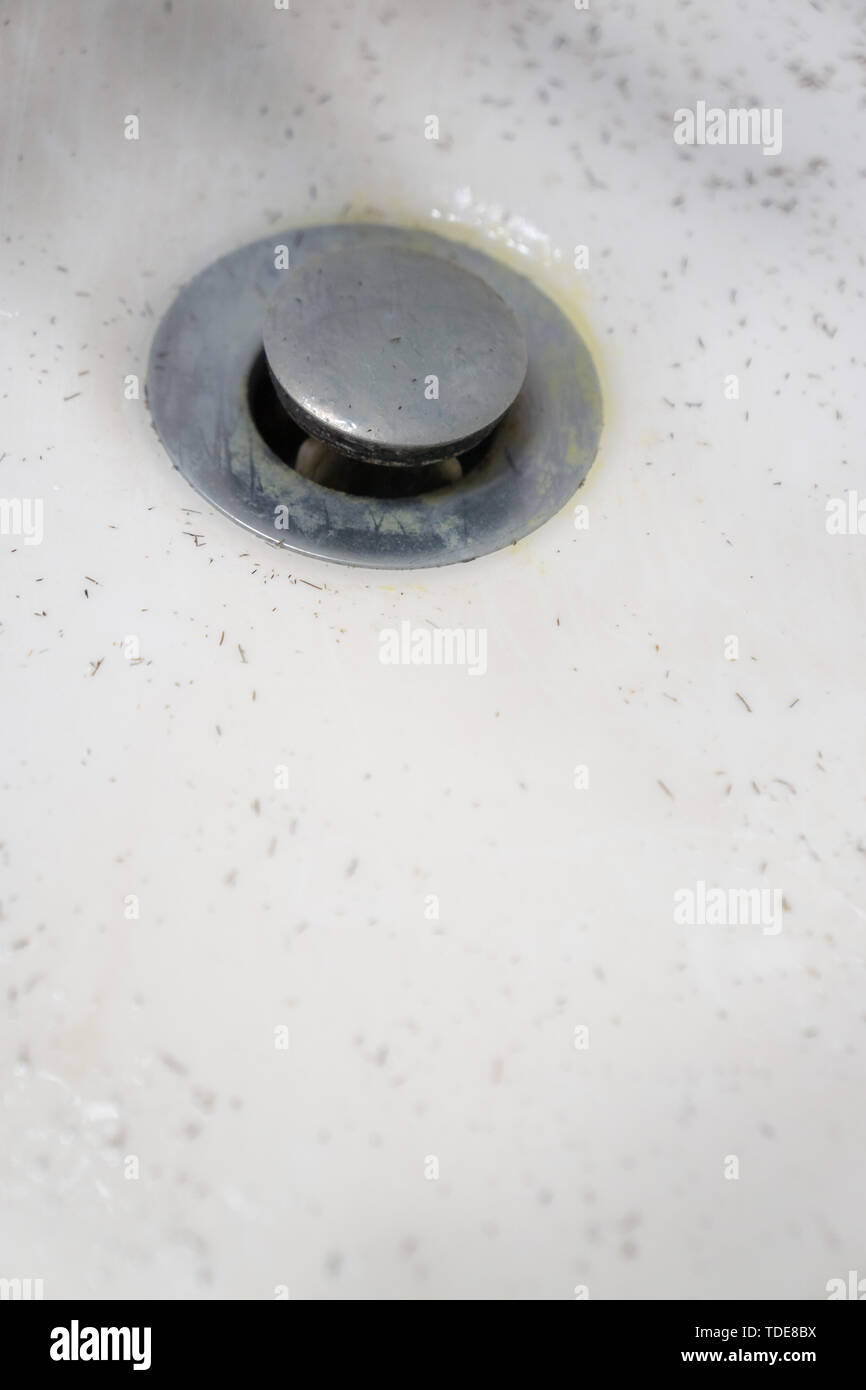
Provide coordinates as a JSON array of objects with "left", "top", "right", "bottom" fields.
[{"left": 1, "top": 0, "right": 863, "bottom": 1302}]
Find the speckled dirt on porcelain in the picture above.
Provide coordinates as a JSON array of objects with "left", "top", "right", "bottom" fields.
[{"left": 1, "top": 0, "right": 864, "bottom": 1301}]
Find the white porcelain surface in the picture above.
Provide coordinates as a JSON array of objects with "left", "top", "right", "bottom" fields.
[{"left": 2, "top": 0, "right": 864, "bottom": 1300}]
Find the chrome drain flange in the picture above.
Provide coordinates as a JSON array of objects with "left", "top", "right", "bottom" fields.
[{"left": 147, "top": 223, "right": 603, "bottom": 569}]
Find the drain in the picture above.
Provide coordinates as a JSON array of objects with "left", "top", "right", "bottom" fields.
[
  {"left": 263, "top": 243, "right": 528, "bottom": 465},
  {"left": 247, "top": 348, "right": 487, "bottom": 499},
  {"left": 147, "top": 224, "right": 603, "bottom": 569}
]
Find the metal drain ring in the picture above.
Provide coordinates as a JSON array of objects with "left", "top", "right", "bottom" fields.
[{"left": 147, "top": 224, "right": 603, "bottom": 569}]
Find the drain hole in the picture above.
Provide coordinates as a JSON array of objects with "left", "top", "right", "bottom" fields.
[
  {"left": 247, "top": 347, "right": 307, "bottom": 464},
  {"left": 247, "top": 350, "right": 489, "bottom": 499}
]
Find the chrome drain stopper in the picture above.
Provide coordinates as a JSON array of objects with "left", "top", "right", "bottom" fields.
[
  {"left": 147, "top": 224, "right": 603, "bottom": 569},
  {"left": 262, "top": 245, "right": 528, "bottom": 466}
]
